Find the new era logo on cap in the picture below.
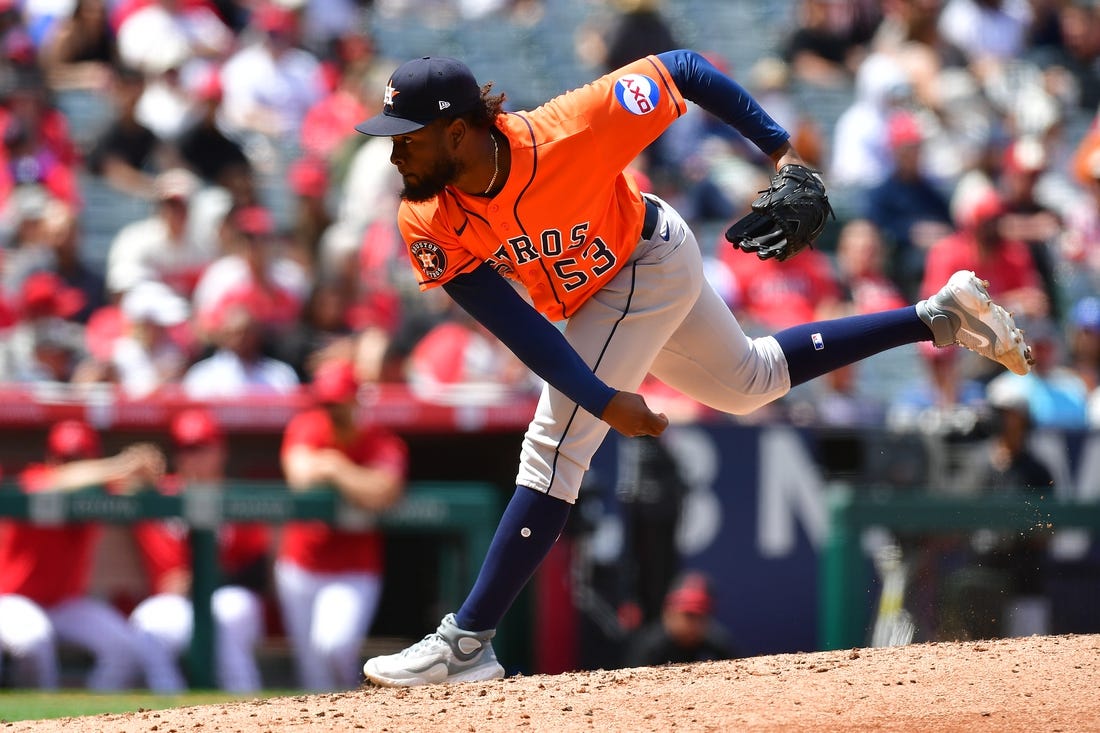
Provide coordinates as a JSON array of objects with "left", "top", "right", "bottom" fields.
[{"left": 356, "top": 56, "right": 481, "bottom": 137}]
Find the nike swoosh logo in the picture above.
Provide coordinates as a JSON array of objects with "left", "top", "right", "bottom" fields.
[{"left": 964, "top": 332, "right": 991, "bottom": 350}]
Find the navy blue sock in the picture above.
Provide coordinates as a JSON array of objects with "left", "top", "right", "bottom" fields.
[
  {"left": 774, "top": 306, "right": 932, "bottom": 387},
  {"left": 455, "top": 485, "right": 571, "bottom": 632}
]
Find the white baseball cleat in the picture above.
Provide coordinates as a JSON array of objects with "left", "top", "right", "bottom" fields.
[
  {"left": 362, "top": 613, "right": 505, "bottom": 687},
  {"left": 917, "top": 270, "right": 1034, "bottom": 376}
]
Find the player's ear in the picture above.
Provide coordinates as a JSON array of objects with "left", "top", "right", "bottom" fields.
[{"left": 444, "top": 117, "right": 468, "bottom": 151}]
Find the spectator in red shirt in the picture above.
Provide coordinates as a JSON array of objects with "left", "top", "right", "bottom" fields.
[
  {"left": 298, "top": 48, "right": 371, "bottom": 161},
  {"left": 275, "top": 357, "right": 408, "bottom": 691},
  {"left": 717, "top": 231, "right": 842, "bottom": 332},
  {"left": 406, "top": 304, "right": 541, "bottom": 403},
  {"left": 921, "top": 188, "right": 1049, "bottom": 322},
  {"left": 191, "top": 204, "right": 309, "bottom": 339},
  {"left": 0, "top": 420, "right": 168, "bottom": 690},
  {"left": 0, "top": 66, "right": 81, "bottom": 206},
  {"left": 130, "top": 408, "right": 270, "bottom": 692},
  {"left": 0, "top": 270, "right": 87, "bottom": 384},
  {"left": 831, "top": 218, "right": 908, "bottom": 317}
]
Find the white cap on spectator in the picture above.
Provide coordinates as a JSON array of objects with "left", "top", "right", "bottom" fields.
[
  {"left": 987, "top": 378, "right": 1030, "bottom": 413},
  {"left": 121, "top": 280, "right": 190, "bottom": 326}
]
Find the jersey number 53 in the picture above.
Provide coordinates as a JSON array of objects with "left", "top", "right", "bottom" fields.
[{"left": 493, "top": 222, "right": 618, "bottom": 292}]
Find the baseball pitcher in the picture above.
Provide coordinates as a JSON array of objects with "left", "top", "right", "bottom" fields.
[{"left": 355, "top": 50, "right": 1032, "bottom": 686}]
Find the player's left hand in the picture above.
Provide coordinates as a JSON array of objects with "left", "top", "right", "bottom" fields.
[
  {"left": 725, "top": 163, "right": 834, "bottom": 262},
  {"left": 601, "top": 391, "right": 669, "bottom": 438}
]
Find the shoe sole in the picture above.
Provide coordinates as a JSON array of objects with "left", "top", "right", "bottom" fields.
[
  {"left": 362, "top": 659, "right": 505, "bottom": 688},
  {"left": 946, "top": 272, "right": 1033, "bottom": 376}
]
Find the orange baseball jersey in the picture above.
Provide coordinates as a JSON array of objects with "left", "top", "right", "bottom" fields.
[{"left": 398, "top": 55, "right": 687, "bottom": 321}]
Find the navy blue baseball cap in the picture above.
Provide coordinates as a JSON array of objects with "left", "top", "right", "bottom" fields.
[{"left": 355, "top": 56, "right": 481, "bottom": 137}]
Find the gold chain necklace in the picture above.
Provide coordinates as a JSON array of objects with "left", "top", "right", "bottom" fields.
[{"left": 482, "top": 131, "right": 500, "bottom": 195}]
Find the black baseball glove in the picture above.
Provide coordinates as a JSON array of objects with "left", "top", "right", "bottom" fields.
[{"left": 725, "top": 163, "right": 835, "bottom": 262}]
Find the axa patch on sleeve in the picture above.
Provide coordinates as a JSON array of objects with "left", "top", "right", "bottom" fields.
[
  {"left": 614, "top": 74, "right": 660, "bottom": 115},
  {"left": 410, "top": 240, "right": 448, "bottom": 280}
]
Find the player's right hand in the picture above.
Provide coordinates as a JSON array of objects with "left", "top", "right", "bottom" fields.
[
  {"left": 108, "top": 443, "right": 166, "bottom": 494},
  {"left": 601, "top": 391, "right": 669, "bottom": 438}
]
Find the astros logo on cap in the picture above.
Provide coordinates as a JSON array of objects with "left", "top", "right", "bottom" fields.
[{"left": 383, "top": 83, "right": 399, "bottom": 108}]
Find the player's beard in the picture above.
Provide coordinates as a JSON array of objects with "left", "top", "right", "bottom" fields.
[{"left": 400, "top": 156, "right": 462, "bottom": 202}]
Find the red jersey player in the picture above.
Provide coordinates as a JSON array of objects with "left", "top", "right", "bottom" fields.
[
  {"left": 0, "top": 420, "right": 168, "bottom": 690},
  {"left": 275, "top": 357, "right": 408, "bottom": 691},
  {"left": 129, "top": 407, "right": 271, "bottom": 692}
]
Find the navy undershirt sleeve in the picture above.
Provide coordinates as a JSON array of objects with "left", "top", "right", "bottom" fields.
[
  {"left": 657, "top": 49, "right": 790, "bottom": 156},
  {"left": 443, "top": 263, "right": 617, "bottom": 418}
]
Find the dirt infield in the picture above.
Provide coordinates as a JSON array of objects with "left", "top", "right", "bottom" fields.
[{"left": 7, "top": 634, "right": 1099, "bottom": 732}]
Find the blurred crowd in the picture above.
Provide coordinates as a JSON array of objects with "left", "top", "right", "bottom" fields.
[
  {"left": 607, "top": 0, "right": 1100, "bottom": 440},
  {"left": 0, "top": 0, "right": 1099, "bottom": 686},
  {"left": 590, "top": 0, "right": 1100, "bottom": 442},
  {"left": 0, "top": 0, "right": 1097, "bottom": 434},
  {"left": 0, "top": 0, "right": 542, "bottom": 410}
]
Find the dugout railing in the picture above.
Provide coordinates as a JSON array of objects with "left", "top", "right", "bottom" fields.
[
  {"left": 0, "top": 481, "right": 500, "bottom": 688},
  {"left": 820, "top": 488, "right": 1100, "bottom": 649}
]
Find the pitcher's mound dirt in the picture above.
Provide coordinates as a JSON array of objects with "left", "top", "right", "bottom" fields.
[{"left": 7, "top": 633, "right": 1099, "bottom": 732}]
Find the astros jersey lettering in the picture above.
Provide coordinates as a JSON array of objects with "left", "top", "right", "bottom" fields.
[{"left": 399, "top": 55, "right": 687, "bottom": 320}]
